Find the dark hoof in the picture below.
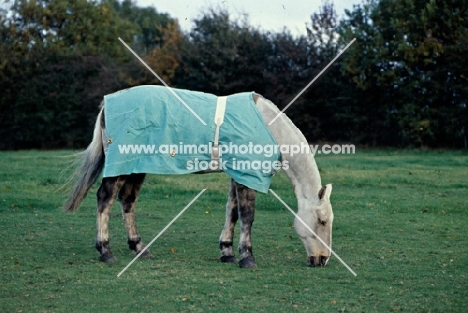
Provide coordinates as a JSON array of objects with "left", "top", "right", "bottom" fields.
[
  {"left": 239, "top": 256, "right": 258, "bottom": 268},
  {"left": 220, "top": 255, "right": 239, "bottom": 263},
  {"left": 137, "top": 249, "right": 154, "bottom": 259},
  {"left": 307, "top": 255, "right": 328, "bottom": 267},
  {"left": 99, "top": 253, "right": 117, "bottom": 263}
]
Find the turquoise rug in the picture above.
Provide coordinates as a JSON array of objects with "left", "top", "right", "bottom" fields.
[{"left": 102, "top": 85, "right": 281, "bottom": 193}]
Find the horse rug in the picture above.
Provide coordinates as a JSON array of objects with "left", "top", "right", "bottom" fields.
[{"left": 102, "top": 85, "right": 281, "bottom": 193}]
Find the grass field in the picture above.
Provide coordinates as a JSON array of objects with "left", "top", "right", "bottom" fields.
[{"left": 0, "top": 149, "right": 467, "bottom": 312}]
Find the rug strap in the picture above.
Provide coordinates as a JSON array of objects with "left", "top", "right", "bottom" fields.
[{"left": 211, "top": 96, "right": 227, "bottom": 170}]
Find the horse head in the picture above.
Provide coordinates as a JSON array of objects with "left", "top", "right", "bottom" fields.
[{"left": 294, "top": 184, "right": 334, "bottom": 267}]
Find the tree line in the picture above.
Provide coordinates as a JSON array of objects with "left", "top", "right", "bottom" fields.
[{"left": 0, "top": 0, "right": 467, "bottom": 149}]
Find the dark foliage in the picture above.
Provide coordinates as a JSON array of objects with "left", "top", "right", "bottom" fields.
[{"left": 1, "top": 0, "right": 466, "bottom": 149}]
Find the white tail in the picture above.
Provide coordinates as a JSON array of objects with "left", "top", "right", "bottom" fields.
[{"left": 63, "top": 109, "right": 105, "bottom": 212}]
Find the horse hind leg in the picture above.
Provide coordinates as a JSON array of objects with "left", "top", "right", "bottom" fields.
[
  {"left": 235, "top": 182, "right": 258, "bottom": 269},
  {"left": 96, "top": 176, "right": 126, "bottom": 262},
  {"left": 219, "top": 179, "right": 239, "bottom": 263},
  {"left": 118, "top": 173, "right": 153, "bottom": 259}
]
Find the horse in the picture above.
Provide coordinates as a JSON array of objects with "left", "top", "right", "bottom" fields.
[{"left": 63, "top": 89, "right": 334, "bottom": 268}]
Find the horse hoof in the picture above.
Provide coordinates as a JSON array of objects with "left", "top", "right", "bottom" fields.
[
  {"left": 99, "top": 253, "right": 117, "bottom": 263},
  {"left": 220, "top": 255, "right": 239, "bottom": 263},
  {"left": 137, "top": 250, "right": 154, "bottom": 259},
  {"left": 239, "top": 256, "right": 258, "bottom": 268}
]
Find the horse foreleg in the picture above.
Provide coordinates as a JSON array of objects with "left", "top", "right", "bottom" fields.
[
  {"left": 219, "top": 179, "right": 239, "bottom": 263},
  {"left": 118, "top": 173, "right": 153, "bottom": 259},
  {"left": 236, "top": 183, "right": 258, "bottom": 268},
  {"left": 96, "top": 176, "right": 126, "bottom": 262}
]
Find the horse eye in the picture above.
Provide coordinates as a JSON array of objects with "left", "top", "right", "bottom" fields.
[{"left": 318, "top": 218, "right": 326, "bottom": 226}]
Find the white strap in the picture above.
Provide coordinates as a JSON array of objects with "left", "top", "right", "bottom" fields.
[
  {"left": 214, "top": 96, "right": 227, "bottom": 126},
  {"left": 211, "top": 96, "right": 227, "bottom": 171}
]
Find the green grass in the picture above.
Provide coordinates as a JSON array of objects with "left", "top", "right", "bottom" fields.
[{"left": 0, "top": 149, "right": 467, "bottom": 312}]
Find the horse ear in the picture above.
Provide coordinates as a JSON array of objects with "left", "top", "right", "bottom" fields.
[{"left": 318, "top": 184, "right": 332, "bottom": 200}]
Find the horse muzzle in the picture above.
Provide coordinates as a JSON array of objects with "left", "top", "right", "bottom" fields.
[{"left": 307, "top": 255, "right": 329, "bottom": 267}]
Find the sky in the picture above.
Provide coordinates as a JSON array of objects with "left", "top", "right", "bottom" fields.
[{"left": 135, "top": 0, "right": 363, "bottom": 36}]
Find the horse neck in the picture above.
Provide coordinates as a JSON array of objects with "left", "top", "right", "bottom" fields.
[
  {"left": 285, "top": 148, "right": 322, "bottom": 201},
  {"left": 256, "top": 97, "right": 322, "bottom": 203}
]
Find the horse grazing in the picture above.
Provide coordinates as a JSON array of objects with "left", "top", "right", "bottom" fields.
[{"left": 63, "top": 87, "right": 334, "bottom": 268}]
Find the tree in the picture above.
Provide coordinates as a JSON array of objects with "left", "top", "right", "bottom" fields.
[
  {"left": 173, "top": 9, "right": 273, "bottom": 95},
  {"left": 287, "top": 1, "right": 358, "bottom": 143},
  {"left": 339, "top": 0, "right": 468, "bottom": 147},
  {"left": 111, "top": 0, "right": 174, "bottom": 53},
  {"left": 108, "top": 0, "right": 184, "bottom": 87},
  {"left": 124, "top": 20, "right": 184, "bottom": 86},
  {"left": 262, "top": 31, "right": 308, "bottom": 108},
  {"left": 0, "top": 0, "right": 138, "bottom": 148}
]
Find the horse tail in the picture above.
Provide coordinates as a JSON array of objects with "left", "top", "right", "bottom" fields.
[{"left": 63, "top": 108, "right": 105, "bottom": 212}]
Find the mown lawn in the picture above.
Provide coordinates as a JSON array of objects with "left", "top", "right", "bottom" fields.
[{"left": 0, "top": 149, "right": 466, "bottom": 312}]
